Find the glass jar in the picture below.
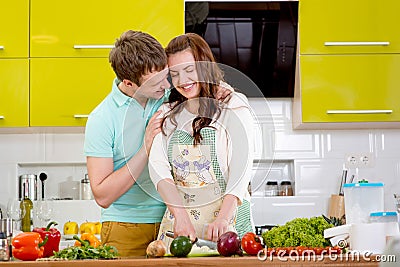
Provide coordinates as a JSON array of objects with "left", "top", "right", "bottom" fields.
[
  {"left": 279, "top": 181, "right": 293, "bottom": 196},
  {"left": 264, "top": 181, "right": 279, "bottom": 197},
  {"left": 80, "top": 174, "right": 93, "bottom": 200}
]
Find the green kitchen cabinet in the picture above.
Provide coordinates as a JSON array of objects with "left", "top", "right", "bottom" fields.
[
  {"left": 299, "top": 0, "right": 400, "bottom": 55},
  {"left": 0, "top": 0, "right": 184, "bottom": 128},
  {"left": 300, "top": 54, "right": 400, "bottom": 123},
  {"left": 0, "top": 0, "right": 29, "bottom": 58},
  {"left": 294, "top": 0, "right": 400, "bottom": 128},
  {"left": 30, "top": 58, "right": 114, "bottom": 126},
  {"left": 0, "top": 1, "right": 29, "bottom": 128},
  {"left": 29, "top": 0, "right": 184, "bottom": 127},
  {"left": 0, "top": 60, "right": 29, "bottom": 127}
]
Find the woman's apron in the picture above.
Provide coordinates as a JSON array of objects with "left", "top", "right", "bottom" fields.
[{"left": 157, "top": 128, "right": 252, "bottom": 251}]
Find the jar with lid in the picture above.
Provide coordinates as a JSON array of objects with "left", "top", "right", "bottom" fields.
[
  {"left": 279, "top": 181, "right": 293, "bottom": 196},
  {"left": 264, "top": 181, "right": 279, "bottom": 197},
  {"left": 0, "top": 234, "right": 10, "bottom": 261},
  {"left": 80, "top": 174, "right": 93, "bottom": 200}
]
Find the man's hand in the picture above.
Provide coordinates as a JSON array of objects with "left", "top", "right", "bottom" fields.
[
  {"left": 144, "top": 110, "right": 162, "bottom": 155},
  {"left": 215, "top": 83, "right": 233, "bottom": 102}
]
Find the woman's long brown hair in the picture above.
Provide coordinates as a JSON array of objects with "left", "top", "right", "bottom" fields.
[{"left": 163, "top": 33, "right": 224, "bottom": 145}]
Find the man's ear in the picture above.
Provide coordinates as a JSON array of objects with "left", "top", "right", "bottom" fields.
[{"left": 122, "top": 79, "right": 139, "bottom": 88}]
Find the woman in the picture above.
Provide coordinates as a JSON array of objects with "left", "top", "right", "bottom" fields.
[{"left": 148, "top": 33, "right": 254, "bottom": 248}]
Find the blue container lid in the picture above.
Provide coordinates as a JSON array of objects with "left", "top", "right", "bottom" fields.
[
  {"left": 343, "top": 182, "right": 384, "bottom": 187},
  {"left": 370, "top": 212, "right": 398, "bottom": 217}
]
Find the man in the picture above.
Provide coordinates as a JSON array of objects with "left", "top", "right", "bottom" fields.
[{"left": 84, "top": 30, "right": 230, "bottom": 257}]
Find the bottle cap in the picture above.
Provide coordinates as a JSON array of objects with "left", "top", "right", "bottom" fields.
[
  {"left": 266, "top": 181, "right": 278, "bottom": 185},
  {"left": 280, "top": 181, "right": 292, "bottom": 185}
]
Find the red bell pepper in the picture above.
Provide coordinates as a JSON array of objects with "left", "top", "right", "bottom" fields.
[
  {"left": 33, "top": 221, "right": 61, "bottom": 257},
  {"left": 12, "top": 232, "right": 47, "bottom": 261}
]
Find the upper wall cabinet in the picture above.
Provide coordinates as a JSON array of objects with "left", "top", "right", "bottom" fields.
[
  {"left": 293, "top": 0, "right": 400, "bottom": 129},
  {"left": 0, "top": 1, "right": 29, "bottom": 127},
  {"left": 0, "top": 60, "right": 29, "bottom": 127},
  {"left": 30, "top": 0, "right": 183, "bottom": 57},
  {"left": 0, "top": 1, "right": 29, "bottom": 58},
  {"left": 27, "top": 0, "right": 184, "bottom": 127},
  {"left": 299, "top": 0, "right": 400, "bottom": 55}
]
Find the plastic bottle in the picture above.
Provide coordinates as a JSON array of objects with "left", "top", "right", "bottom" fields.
[{"left": 20, "top": 183, "right": 33, "bottom": 232}]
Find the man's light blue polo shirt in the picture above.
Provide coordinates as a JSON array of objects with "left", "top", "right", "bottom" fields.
[{"left": 84, "top": 78, "right": 167, "bottom": 223}]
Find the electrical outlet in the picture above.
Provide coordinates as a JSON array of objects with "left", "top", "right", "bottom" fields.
[{"left": 344, "top": 152, "right": 375, "bottom": 168}]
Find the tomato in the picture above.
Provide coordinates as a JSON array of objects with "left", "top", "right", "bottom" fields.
[
  {"left": 313, "top": 247, "right": 324, "bottom": 255},
  {"left": 241, "top": 232, "right": 264, "bottom": 255},
  {"left": 267, "top": 247, "right": 274, "bottom": 256},
  {"left": 295, "top": 246, "right": 307, "bottom": 256},
  {"left": 328, "top": 246, "right": 342, "bottom": 254}
]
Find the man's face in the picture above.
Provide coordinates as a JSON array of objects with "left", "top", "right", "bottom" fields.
[{"left": 135, "top": 67, "right": 170, "bottom": 100}]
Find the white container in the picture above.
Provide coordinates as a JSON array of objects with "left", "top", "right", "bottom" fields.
[
  {"left": 350, "top": 223, "right": 386, "bottom": 254},
  {"left": 369, "top": 211, "right": 398, "bottom": 223},
  {"left": 59, "top": 180, "right": 80, "bottom": 200},
  {"left": 343, "top": 182, "right": 384, "bottom": 224}
]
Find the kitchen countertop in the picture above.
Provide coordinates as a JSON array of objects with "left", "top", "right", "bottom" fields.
[{"left": 2, "top": 255, "right": 381, "bottom": 267}]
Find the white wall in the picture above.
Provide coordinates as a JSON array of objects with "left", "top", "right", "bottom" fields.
[{"left": 0, "top": 99, "right": 399, "bottom": 227}]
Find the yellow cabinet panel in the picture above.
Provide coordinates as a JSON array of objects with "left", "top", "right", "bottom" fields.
[
  {"left": 299, "top": 0, "right": 400, "bottom": 55},
  {"left": 0, "top": 0, "right": 29, "bottom": 58},
  {"left": 0, "top": 59, "right": 29, "bottom": 127},
  {"left": 30, "top": 58, "right": 115, "bottom": 126},
  {"left": 31, "top": 0, "right": 184, "bottom": 57},
  {"left": 300, "top": 55, "right": 400, "bottom": 123}
]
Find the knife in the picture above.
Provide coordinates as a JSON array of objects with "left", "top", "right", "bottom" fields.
[{"left": 165, "top": 231, "right": 217, "bottom": 250}]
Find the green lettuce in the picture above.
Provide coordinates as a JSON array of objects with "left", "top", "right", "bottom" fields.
[{"left": 261, "top": 216, "right": 333, "bottom": 248}]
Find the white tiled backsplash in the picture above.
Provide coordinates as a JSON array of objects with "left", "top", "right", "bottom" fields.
[{"left": 1, "top": 99, "right": 400, "bottom": 228}]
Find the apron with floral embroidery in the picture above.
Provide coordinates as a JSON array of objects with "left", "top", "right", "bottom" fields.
[{"left": 157, "top": 128, "right": 236, "bottom": 251}]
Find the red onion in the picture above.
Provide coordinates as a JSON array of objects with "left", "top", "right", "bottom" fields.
[{"left": 217, "top": 231, "right": 243, "bottom": 257}]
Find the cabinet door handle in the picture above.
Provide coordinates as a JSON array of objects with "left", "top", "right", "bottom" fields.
[
  {"left": 0, "top": 46, "right": 4, "bottom": 50},
  {"left": 326, "top": 110, "right": 393, "bottom": 114},
  {"left": 272, "top": 203, "right": 315, "bottom": 207},
  {"left": 0, "top": 116, "right": 4, "bottom": 119},
  {"left": 73, "top": 45, "right": 114, "bottom": 49},
  {"left": 73, "top": 114, "right": 89, "bottom": 118},
  {"left": 324, "top": 42, "right": 390, "bottom": 46}
]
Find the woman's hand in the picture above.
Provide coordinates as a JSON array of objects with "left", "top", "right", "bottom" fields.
[
  {"left": 173, "top": 211, "right": 197, "bottom": 242},
  {"left": 206, "top": 218, "right": 230, "bottom": 242}
]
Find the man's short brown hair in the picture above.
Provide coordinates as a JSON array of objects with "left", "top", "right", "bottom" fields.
[{"left": 109, "top": 30, "right": 167, "bottom": 86}]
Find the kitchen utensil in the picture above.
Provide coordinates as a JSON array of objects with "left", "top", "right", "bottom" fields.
[
  {"left": 39, "top": 172, "right": 47, "bottom": 200},
  {"left": 166, "top": 231, "right": 217, "bottom": 250},
  {"left": 0, "top": 218, "right": 13, "bottom": 259},
  {"left": 394, "top": 194, "right": 400, "bottom": 214},
  {"left": 327, "top": 194, "right": 345, "bottom": 219},
  {"left": 338, "top": 166, "right": 347, "bottom": 195},
  {"left": 343, "top": 182, "right": 384, "bottom": 224},
  {"left": 349, "top": 174, "right": 355, "bottom": 183},
  {"left": 18, "top": 174, "right": 37, "bottom": 201}
]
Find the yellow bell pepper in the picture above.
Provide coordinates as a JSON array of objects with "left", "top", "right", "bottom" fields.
[{"left": 73, "top": 233, "right": 100, "bottom": 248}]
